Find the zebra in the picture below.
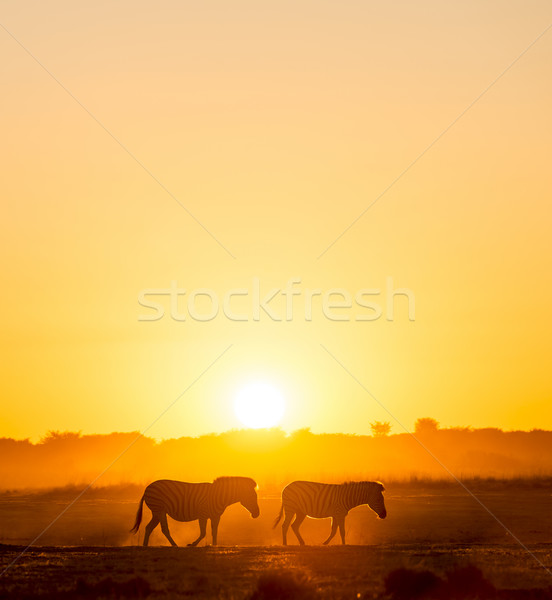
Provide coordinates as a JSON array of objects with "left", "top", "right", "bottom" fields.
[
  {"left": 130, "top": 476, "right": 260, "bottom": 546},
  {"left": 273, "top": 480, "right": 386, "bottom": 545}
]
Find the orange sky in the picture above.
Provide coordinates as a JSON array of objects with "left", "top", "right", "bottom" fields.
[{"left": 1, "top": 1, "right": 551, "bottom": 440}]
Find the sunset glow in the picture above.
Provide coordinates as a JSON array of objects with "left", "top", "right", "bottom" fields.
[
  {"left": 234, "top": 382, "right": 285, "bottom": 429},
  {"left": 0, "top": 1, "right": 550, "bottom": 443}
]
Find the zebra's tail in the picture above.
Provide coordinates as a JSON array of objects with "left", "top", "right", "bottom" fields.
[
  {"left": 130, "top": 493, "right": 145, "bottom": 534},
  {"left": 273, "top": 501, "right": 284, "bottom": 529}
]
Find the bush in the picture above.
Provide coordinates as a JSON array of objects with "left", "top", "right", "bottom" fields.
[{"left": 249, "top": 569, "right": 318, "bottom": 599}]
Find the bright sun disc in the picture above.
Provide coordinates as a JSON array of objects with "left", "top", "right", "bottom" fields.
[{"left": 234, "top": 382, "right": 285, "bottom": 429}]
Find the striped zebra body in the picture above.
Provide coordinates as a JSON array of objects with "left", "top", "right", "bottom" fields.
[
  {"left": 131, "top": 477, "right": 259, "bottom": 546},
  {"left": 274, "top": 480, "right": 386, "bottom": 545}
]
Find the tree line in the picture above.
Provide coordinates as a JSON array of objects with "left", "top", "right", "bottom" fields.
[{"left": 1, "top": 422, "right": 552, "bottom": 491}]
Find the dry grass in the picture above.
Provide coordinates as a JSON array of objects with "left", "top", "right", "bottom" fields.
[{"left": 1, "top": 544, "right": 552, "bottom": 599}]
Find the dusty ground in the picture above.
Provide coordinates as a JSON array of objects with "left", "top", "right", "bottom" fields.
[
  {"left": 1, "top": 543, "right": 552, "bottom": 598},
  {"left": 1, "top": 483, "right": 552, "bottom": 598}
]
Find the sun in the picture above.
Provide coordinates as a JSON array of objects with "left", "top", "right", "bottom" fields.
[{"left": 234, "top": 382, "right": 285, "bottom": 429}]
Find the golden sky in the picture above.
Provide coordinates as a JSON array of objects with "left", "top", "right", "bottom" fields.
[{"left": 1, "top": 1, "right": 551, "bottom": 440}]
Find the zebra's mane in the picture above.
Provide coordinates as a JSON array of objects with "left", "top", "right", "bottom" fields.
[
  {"left": 343, "top": 480, "right": 385, "bottom": 491},
  {"left": 212, "top": 476, "right": 257, "bottom": 488}
]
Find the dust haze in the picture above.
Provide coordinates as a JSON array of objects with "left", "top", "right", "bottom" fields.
[
  {"left": 2, "top": 423, "right": 552, "bottom": 548},
  {"left": 3, "top": 422, "right": 552, "bottom": 492}
]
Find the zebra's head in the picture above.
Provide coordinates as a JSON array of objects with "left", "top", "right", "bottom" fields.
[
  {"left": 238, "top": 477, "right": 260, "bottom": 519},
  {"left": 214, "top": 476, "right": 260, "bottom": 518},
  {"left": 365, "top": 481, "right": 387, "bottom": 519}
]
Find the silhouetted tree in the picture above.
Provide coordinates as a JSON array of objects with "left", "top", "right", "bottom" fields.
[
  {"left": 414, "top": 418, "right": 439, "bottom": 435},
  {"left": 370, "top": 421, "right": 391, "bottom": 437},
  {"left": 40, "top": 431, "right": 82, "bottom": 444}
]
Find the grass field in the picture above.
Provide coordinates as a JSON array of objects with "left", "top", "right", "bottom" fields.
[
  {"left": 1, "top": 544, "right": 552, "bottom": 598},
  {"left": 1, "top": 483, "right": 552, "bottom": 598}
]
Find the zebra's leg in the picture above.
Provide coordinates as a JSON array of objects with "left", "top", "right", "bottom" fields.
[
  {"left": 159, "top": 513, "right": 178, "bottom": 547},
  {"left": 211, "top": 515, "right": 221, "bottom": 546},
  {"left": 291, "top": 512, "right": 307, "bottom": 546},
  {"left": 188, "top": 517, "right": 207, "bottom": 547},
  {"left": 143, "top": 515, "right": 160, "bottom": 547},
  {"left": 282, "top": 509, "right": 294, "bottom": 545},
  {"left": 338, "top": 516, "right": 346, "bottom": 545},
  {"left": 322, "top": 517, "right": 338, "bottom": 545}
]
